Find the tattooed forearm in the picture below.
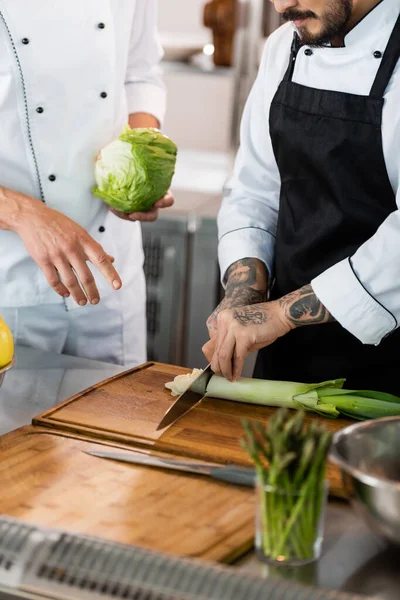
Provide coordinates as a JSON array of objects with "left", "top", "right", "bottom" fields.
[
  {"left": 233, "top": 305, "right": 268, "bottom": 326},
  {"left": 226, "top": 258, "right": 259, "bottom": 287},
  {"left": 207, "top": 258, "right": 268, "bottom": 331},
  {"left": 224, "top": 286, "right": 266, "bottom": 306},
  {"left": 225, "top": 259, "right": 267, "bottom": 299},
  {"left": 207, "top": 258, "right": 268, "bottom": 332},
  {"left": 225, "top": 258, "right": 267, "bottom": 303},
  {"left": 279, "top": 285, "right": 335, "bottom": 328}
]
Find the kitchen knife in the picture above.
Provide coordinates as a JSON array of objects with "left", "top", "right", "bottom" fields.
[
  {"left": 86, "top": 449, "right": 255, "bottom": 487},
  {"left": 156, "top": 364, "right": 214, "bottom": 430}
]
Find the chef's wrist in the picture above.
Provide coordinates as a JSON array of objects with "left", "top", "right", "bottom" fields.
[
  {"left": 0, "top": 186, "right": 42, "bottom": 231},
  {"left": 278, "top": 284, "right": 336, "bottom": 330},
  {"left": 128, "top": 112, "right": 160, "bottom": 129}
]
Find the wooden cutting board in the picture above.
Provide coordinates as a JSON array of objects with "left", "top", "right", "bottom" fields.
[
  {"left": 0, "top": 427, "right": 254, "bottom": 562},
  {"left": 33, "top": 362, "right": 352, "bottom": 498}
]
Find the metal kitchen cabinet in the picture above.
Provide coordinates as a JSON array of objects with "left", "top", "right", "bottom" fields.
[{"left": 142, "top": 216, "right": 220, "bottom": 369}]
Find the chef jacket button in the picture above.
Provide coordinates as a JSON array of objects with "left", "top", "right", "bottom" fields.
[
  {"left": 22, "top": 38, "right": 30, "bottom": 45},
  {"left": 98, "top": 23, "right": 106, "bottom": 29},
  {"left": 36, "top": 107, "right": 44, "bottom": 114},
  {"left": 48, "top": 174, "right": 56, "bottom": 182},
  {"left": 99, "top": 226, "right": 106, "bottom": 233},
  {"left": 304, "top": 48, "right": 313, "bottom": 56},
  {"left": 373, "top": 51, "right": 382, "bottom": 59},
  {"left": 100, "top": 91, "right": 108, "bottom": 99}
]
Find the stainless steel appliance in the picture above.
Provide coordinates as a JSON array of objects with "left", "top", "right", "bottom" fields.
[{"left": 142, "top": 216, "right": 220, "bottom": 368}]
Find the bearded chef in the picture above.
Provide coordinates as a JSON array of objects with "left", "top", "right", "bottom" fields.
[
  {"left": 0, "top": 0, "right": 172, "bottom": 366},
  {"left": 204, "top": 0, "right": 400, "bottom": 394}
]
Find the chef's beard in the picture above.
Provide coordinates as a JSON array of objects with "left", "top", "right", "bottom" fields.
[{"left": 282, "top": 0, "right": 353, "bottom": 47}]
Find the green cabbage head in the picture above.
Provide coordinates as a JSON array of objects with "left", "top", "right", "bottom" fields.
[{"left": 93, "top": 126, "right": 178, "bottom": 213}]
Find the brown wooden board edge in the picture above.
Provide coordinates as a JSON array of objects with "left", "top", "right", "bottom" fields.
[
  {"left": 0, "top": 425, "right": 238, "bottom": 466},
  {"left": 3, "top": 425, "right": 233, "bottom": 467},
  {"left": 0, "top": 425, "right": 152, "bottom": 454},
  {"left": 28, "top": 417, "right": 250, "bottom": 467}
]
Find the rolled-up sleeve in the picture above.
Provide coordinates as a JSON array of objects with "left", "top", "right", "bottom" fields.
[
  {"left": 218, "top": 40, "right": 281, "bottom": 284},
  {"left": 312, "top": 192, "right": 400, "bottom": 345},
  {"left": 125, "top": 0, "right": 166, "bottom": 125}
]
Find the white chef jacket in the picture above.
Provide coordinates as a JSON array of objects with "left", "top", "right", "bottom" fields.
[
  {"left": 218, "top": 0, "right": 400, "bottom": 346},
  {"left": 0, "top": 0, "right": 166, "bottom": 310}
]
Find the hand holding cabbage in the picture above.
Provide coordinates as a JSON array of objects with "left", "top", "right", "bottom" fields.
[{"left": 94, "top": 126, "right": 178, "bottom": 217}]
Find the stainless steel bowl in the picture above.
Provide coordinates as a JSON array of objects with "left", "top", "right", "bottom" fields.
[
  {"left": 0, "top": 355, "right": 15, "bottom": 389},
  {"left": 330, "top": 417, "right": 400, "bottom": 545}
]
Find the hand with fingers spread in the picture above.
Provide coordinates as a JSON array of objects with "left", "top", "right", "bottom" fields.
[
  {"left": 110, "top": 190, "right": 174, "bottom": 223},
  {"left": 12, "top": 194, "right": 122, "bottom": 306}
]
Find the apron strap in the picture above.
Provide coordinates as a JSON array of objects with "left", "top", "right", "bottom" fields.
[
  {"left": 369, "top": 13, "right": 400, "bottom": 98},
  {"left": 283, "top": 32, "right": 302, "bottom": 82}
]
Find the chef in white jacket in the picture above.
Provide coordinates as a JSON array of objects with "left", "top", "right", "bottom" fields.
[{"left": 0, "top": 0, "right": 171, "bottom": 366}]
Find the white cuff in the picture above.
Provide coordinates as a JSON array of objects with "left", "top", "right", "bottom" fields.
[
  {"left": 218, "top": 227, "right": 275, "bottom": 285},
  {"left": 126, "top": 82, "right": 167, "bottom": 127},
  {"left": 311, "top": 258, "right": 397, "bottom": 345}
]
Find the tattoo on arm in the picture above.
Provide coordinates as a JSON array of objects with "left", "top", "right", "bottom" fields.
[
  {"left": 224, "top": 258, "right": 267, "bottom": 304},
  {"left": 208, "top": 258, "right": 268, "bottom": 331},
  {"left": 279, "top": 285, "right": 335, "bottom": 328}
]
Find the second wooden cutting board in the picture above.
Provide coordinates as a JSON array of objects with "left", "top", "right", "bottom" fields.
[
  {"left": 0, "top": 427, "right": 254, "bottom": 562},
  {"left": 33, "top": 362, "right": 352, "bottom": 498}
]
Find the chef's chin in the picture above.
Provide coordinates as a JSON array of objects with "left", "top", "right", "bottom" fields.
[{"left": 295, "top": 22, "right": 333, "bottom": 48}]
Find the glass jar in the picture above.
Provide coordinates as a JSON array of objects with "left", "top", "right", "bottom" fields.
[{"left": 255, "top": 476, "right": 328, "bottom": 566}]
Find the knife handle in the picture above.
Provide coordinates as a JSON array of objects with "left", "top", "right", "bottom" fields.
[{"left": 210, "top": 466, "right": 255, "bottom": 487}]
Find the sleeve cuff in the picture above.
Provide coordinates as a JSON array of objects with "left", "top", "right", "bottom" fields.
[
  {"left": 125, "top": 82, "right": 167, "bottom": 127},
  {"left": 218, "top": 228, "right": 275, "bottom": 286},
  {"left": 311, "top": 258, "right": 397, "bottom": 346}
]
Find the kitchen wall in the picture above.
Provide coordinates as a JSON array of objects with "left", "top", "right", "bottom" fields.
[
  {"left": 158, "top": 1, "right": 234, "bottom": 155},
  {"left": 159, "top": 0, "right": 209, "bottom": 38},
  {"left": 158, "top": 0, "right": 234, "bottom": 216}
]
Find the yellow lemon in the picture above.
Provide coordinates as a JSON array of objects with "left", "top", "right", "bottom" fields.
[{"left": 0, "top": 316, "right": 14, "bottom": 368}]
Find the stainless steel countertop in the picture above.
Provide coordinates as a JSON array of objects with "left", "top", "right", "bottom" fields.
[
  {"left": 0, "top": 345, "right": 124, "bottom": 435},
  {"left": 236, "top": 502, "right": 399, "bottom": 599},
  {"left": 0, "top": 346, "right": 398, "bottom": 598}
]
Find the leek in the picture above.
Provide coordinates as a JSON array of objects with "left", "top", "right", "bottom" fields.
[
  {"left": 206, "top": 377, "right": 400, "bottom": 420},
  {"left": 165, "top": 370, "right": 400, "bottom": 421},
  {"left": 165, "top": 369, "right": 203, "bottom": 396}
]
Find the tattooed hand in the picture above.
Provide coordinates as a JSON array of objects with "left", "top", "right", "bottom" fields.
[
  {"left": 202, "top": 283, "right": 334, "bottom": 381},
  {"left": 205, "top": 258, "right": 267, "bottom": 364},
  {"left": 203, "top": 301, "right": 289, "bottom": 381}
]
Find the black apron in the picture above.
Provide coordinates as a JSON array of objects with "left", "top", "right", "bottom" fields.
[{"left": 254, "top": 15, "right": 400, "bottom": 394}]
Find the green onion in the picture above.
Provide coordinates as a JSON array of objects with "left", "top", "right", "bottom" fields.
[
  {"left": 242, "top": 409, "right": 332, "bottom": 563},
  {"left": 205, "top": 376, "right": 400, "bottom": 420}
]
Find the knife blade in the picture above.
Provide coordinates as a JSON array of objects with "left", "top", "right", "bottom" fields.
[
  {"left": 156, "top": 364, "right": 214, "bottom": 430},
  {"left": 86, "top": 450, "right": 255, "bottom": 488}
]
